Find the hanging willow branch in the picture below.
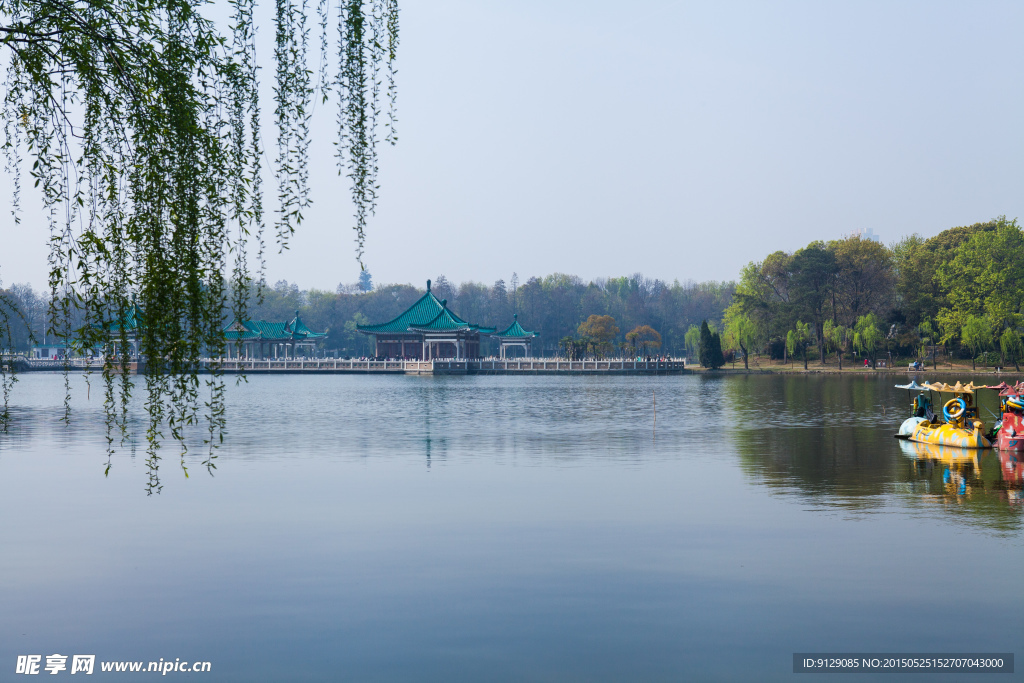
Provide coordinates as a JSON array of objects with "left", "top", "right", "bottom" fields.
[
  {"left": 334, "top": 0, "right": 398, "bottom": 268},
  {"left": 0, "top": 284, "right": 25, "bottom": 429},
  {"left": 0, "top": 0, "right": 398, "bottom": 492},
  {"left": 275, "top": 0, "right": 399, "bottom": 262},
  {"left": 273, "top": 0, "right": 312, "bottom": 249}
]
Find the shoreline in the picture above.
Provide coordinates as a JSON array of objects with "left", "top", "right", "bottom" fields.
[{"left": 698, "top": 366, "right": 1024, "bottom": 377}]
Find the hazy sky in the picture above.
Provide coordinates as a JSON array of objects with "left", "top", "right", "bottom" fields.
[{"left": 3, "top": 0, "right": 1023, "bottom": 292}]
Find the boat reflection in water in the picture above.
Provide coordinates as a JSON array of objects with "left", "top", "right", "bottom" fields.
[
  {"left": 898, "top": 438, "right": 981, "bottom": 468},
  {"left": 897, "top": 439, "right": 1023, "bottom": 515},
  {"left": 998, "top": 451, "right": 1023, "bottom": 489},
  {"left": 725, "top": 375, "right": 1023, "bottom": 531}
]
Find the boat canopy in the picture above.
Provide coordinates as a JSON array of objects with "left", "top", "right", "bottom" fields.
[{"left": 900, "top": 379, "right": 1004, "bottom": 432}]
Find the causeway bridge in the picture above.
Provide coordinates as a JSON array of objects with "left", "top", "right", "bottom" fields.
[
  {"left": 16, "top": 358, "right": 688, "bottom": 375},
  {"left": 217, "top": 358, "right": 688, "bottom": 375}
]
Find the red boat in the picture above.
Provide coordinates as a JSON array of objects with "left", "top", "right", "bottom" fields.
[{"left": 996, "top": 392, "right": 1024, "bottom": 452}]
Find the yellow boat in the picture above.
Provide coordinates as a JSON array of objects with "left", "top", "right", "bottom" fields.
[
  {"left": 909, "top": 419, "right": 990, "bottom": 449},
  {"left": 897, "top": 386, "right": 993, "bottom": 449}
]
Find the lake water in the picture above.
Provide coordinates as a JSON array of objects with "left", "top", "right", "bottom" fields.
[{"left": 1, "top": 373, "right": 1021, "bottom": 681}]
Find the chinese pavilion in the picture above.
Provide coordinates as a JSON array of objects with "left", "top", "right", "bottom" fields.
[
  {"left": 357, "top": 280, "right": 495, "bottom": 359},
  {"left": 224, "top": 310, "right": 326, "bottom": 359},
  {"left": 491, "top": 314, "right": 538, "bottom": 358},
  {"left": 91, "top": 298, "right": 145, "bottom": 359}
]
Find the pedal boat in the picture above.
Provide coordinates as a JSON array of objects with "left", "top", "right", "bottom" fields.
[
  {"left": 909, "top": 418, "right": 990, "bottom": 449},
  {"left": 996, "top": 394, "right": 1024, "bottom": 452},
  {"left": 895, "top": 382, "right": 992, "bottom": 449}
]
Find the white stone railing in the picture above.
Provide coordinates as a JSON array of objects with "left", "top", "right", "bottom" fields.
[
  {"left": 18, "top": 357, "right": 687, "bottom": 374},
  {"left": 214, "top": 359, "right": 407, "bottom": 372},
  {"left": 432, "top": 359, "right": 686, "bottom": 372}
]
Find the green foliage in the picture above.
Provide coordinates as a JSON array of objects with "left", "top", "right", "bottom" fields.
[
  {"left": 0, "top": 280, "right": 28, "bottom": 428},
  {"left": 732, "top": 251, "right": 792, "bottom": 352},
  {"left": 559, "top": 336, "right": 585, "bottom": 360},
  {"left": 786, "top": 320, "right": 811, "bottom": 367},
  {"left": 699, "top": 320, "right": 712, "bottom": 368},
  {"left": 340, "top": 312, "right": 370, "bottom": 356},
  {"left": 960, "top": 314, "right": 992, "bottom": 368},
  {"left": 853, "top": 313, "right": 883, "bottom": 363},
  {"left": 938, "top": 218, "right": 1024, "bottom": 330},
  {"left": 894, "top": 220, "right": 1002, "bottom": 326},
  {"left": 709, "top": 331, "right": 725, "bottom": 369},
  {"left": 917, "top": 319, "right": 934, "bottom": 343},
  {"left": 916, "top": 319, "right": 935, "bottom": 360},
  {"left": 684, "top": 324, "right": 701, "bottom": 360},
  {"left": 731, "top": 221, "right": 1019, "bottom": 363},
  {"left": 823, "top": 319, "right": 850, "bottom": 367},
  {"left": 335, "top": 0, "right": 400, "bottom": 266},
  {"left": 0, "top": 0, "right": 400, "bottom": 490},
  {"left": 219, "top": 273, "right": 735, "bottom": 360},
  {"left": 722, "top": 305, "right": 757, "bottom": 368},
  {"left": 698, "top": 319, "right": 724, "bottom": 369},
  {"left": 1000, "top": 327, "right": 1023, "bottom": 370},
  {"left": 827, "top": 235, "right": 894, "bottom": 327},
  {"left": 823, "top": 319, "right": 848, "bottom": 354}
]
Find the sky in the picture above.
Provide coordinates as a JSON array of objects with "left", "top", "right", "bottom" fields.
[{"left": 2, "top": 0, "right": 1023, "bottom": 292}]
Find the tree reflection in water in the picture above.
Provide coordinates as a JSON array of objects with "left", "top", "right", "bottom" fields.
[{"left": 724, "top": 374, "right": 1023, "bottom": 533}]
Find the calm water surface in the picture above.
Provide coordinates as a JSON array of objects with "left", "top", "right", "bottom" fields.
[{"left": 1, "top": 373, "right": 1022, "bottom": 681}]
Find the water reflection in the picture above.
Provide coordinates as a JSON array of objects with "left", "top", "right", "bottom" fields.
[
  {"left": 999, "top": 450, "right": 1024, "bottom": 485},
  {"left": 725, "top": 374, "right": 1023, "bottom": 531},
  {"left": 6, "top": 373, "right": 1024, "bottom": 531},
  {"left": 896, "top": 442, "right": 1023, "bottom": 533},
  {"left": 2, "top": 373, "right": 1023, "bottom": 681}
]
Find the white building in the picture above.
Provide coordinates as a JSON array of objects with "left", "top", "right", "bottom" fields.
[
  {"left": 31, "top": 344, "right": 69, "bottom": 359},
  {"left": 848, "top": 227, "right": 880, "bottom": 242}
]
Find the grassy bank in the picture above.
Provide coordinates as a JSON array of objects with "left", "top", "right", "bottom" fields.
[{"left": 698, "top": 356, "right": 1023, "bottom": 377}]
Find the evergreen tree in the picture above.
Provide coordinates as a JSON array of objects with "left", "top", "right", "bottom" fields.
[
  {"left": 698, "top": 320, "right": 712, "bottom": 367},
  {"left": 698, "top": 319, "right": 726, "bottom": 369},
  {"left": 709, "top": 331, "right": 726, "bottom": 369}
]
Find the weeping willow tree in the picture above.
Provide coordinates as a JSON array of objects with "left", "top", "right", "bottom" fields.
[{"left": 0, "top": 0, "right": 398, "bottom": 492}]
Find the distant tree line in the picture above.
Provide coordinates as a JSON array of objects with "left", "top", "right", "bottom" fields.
[
  {"left": 724, "top": 217, "right": 1024, "bottom": 370},
  {"left": 1, "top": 273, "right": 734, "bottom": 359},
  {"left": 5, "top": 217, "right": 1022, "bottom": 367}
]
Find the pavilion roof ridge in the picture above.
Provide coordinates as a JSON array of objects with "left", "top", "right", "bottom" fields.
[
  {"left": 408, "top": 300, "right": 472, "bottom": 332},
  {"left": 224, "top": 316, "right": 325, "bottom": 341},
  {"left": 96, "top": 301, "right": 145, "bottom": 333},
  {"left": 357, "top": 280, "right": 483, "bottom": 335},
  {"left": 492, "top": 314, "right": 536, "bottom": 338}
]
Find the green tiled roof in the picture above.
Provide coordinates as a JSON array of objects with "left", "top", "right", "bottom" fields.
[
  {"left": 97, "top": 302, "right": 144, "bottom": 333},
  {"left": 357, "top": 281, "right": 493, "bottom": 335},
  {"left": 224, "top": 310, "right": 325, "bottom": 341},
  {"left": 493, "top": 314, "right": 536, "bottom": 338},
  {"left": 409, "top": 306, "right": 471, "bottom": 332}
]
